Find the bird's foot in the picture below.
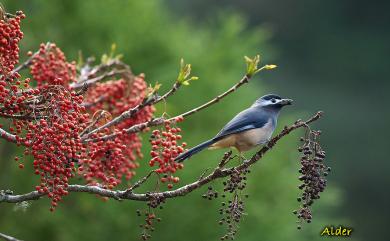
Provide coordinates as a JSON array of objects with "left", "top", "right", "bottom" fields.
[{"left": 238, "top": 153, "right": 249, "bottom": 163}]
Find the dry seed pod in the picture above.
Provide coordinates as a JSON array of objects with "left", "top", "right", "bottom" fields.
[{"left": 295, "top": 127, "right": 329, "bottom": 228}]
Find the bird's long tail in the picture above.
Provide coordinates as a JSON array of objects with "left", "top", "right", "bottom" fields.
[{"left": 175, "top": 139, "right": 216, "bottom": 163}]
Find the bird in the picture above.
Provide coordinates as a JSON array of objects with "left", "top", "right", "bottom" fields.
[{"left": 174, "top": 94, "right": 293, "bottom": 162}]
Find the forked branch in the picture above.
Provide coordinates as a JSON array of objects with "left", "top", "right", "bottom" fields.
[
  {"left": 80, "top": 82, "right": 182, "bottom": 140},
  {"left": 0, "top": 111, "right": 323, "bottom": 203}
]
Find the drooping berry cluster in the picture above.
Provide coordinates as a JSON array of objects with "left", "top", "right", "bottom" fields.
[
  {"left": 294, "top": 128, "right": 329, "bottom": 229},
  {"left": 218, "top": 193, "right": 247, "bottom": 240},
  {"left": 137, "top": 193, "right": 165, "bottom": 240},
  {"left": 19, "top": 86, "right": 89, "bottom": 211},
  {"left": 78, "top": 131, "right": 137, "bottom": 189},
  {"left": 30, "top": 43, "right": 76, "bottom": 87},
  {"left": 0, "top": 8, "right": 170, "bottom": 213},
  {"left": 137, "top": 210, "right": 161, "bottom": 241},
  {"left": 0, "top": 10, "right": 24, "bottom": 78},
  {"left": 1, "top": 9, "right": 157, "bottom": 208},
  {"left": 202, "top": 186, "right": 218, "bottom": 200},
  {"left": 149, "top": 116, "right": 186, "bottom": 189},
  {"left": 1, "top": 11, "right": 87, "bottom": 211},
  {"left": 0, "top": 11, "right": 32, "bottom": 126},
  {"left": 217, "top": 167, "right": 250, "bottom": 240},
  {"left": 223, "top": 168, "right": 249, "bottom": 193},
  {"left": 80, "top": 74, "right": 155, "bottom": 187}
]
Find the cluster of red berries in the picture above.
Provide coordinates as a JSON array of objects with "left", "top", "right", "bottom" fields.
[
  {"left": 0, "top": 11, "right": 24, "bottom": 78},
  {"left": 0, "top": 75, "right": 34, "bottom": 126},
  {"left": 30, "top": 43, "right": 76, "bottom": 87},
  {"left": 1, "top": 9, "right": 168, "bottom": 211},
  {"left": 21, "top": 87, "right": 88, "bottom": 211},
  {"left": 80, "top": 74, "right": 154, "bottom": 187},
  {"left": 2, "top": 36, "right": 88, "bottom": 211},
  {"left": 149, "top": 116, "right": 186, "bottom": 189},
  {"left": 106, "top": 75, "right": 155, "bottom": 162},
  {"left": 0, "top": 12, "right": 88, "bottom": 210},
  {"left": 0, "top": 13, "right": 84, "bottom": 212},
  {"left": 0, "top": 11, "right": 33, "bottom": 127},
  {"left": 78, "top": 129, "right": 139, "bottom": 189}
]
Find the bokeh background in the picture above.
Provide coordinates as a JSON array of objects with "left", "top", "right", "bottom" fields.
[{"left": 1, "top": 0, "right": 388, "bottom": 241}]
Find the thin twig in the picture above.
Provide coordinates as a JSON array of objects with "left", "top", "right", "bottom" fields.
[
  {"left": 198, "top": 167, "right": 212, "bottom": 180},
  {"left": 81, "top": 82, "right": 181, "bottom": 140},
  {"left": 218, "top": 150, "right": 234, "bottom": 168},
  {"left": 83, "top": 117, "right": 165, "bottom": 143},
  {"left": 83, "top": 74, "right": 253, "bottom": 143},
  {"left": 124, "top": 170, "right": 156, "bottom": 194},
  {"left": 0, "top": 112, "right": 47, "bottom": 120},
  {"left": 10, "top": 42, "right": 51, "bottom": 75},
  {"left": 69, "top": 69, "right": 130, "bottom": 89},
  {"left": 169, "top": 74, "right": 251, "bottom": 120},
  {"left": 70, "top": 59, "right": 131, "bottom": 89},
  {"left": 79, "top": 111, "right": 110, "bottom": 137},
  {"left": 0, "top": 232, "right": 23, "bottom": 241},
  {"left": 81, "top": 96, "right": 106, "bottom": 108}
]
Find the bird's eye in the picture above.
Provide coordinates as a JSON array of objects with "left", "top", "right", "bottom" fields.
[{"left": 271, "top": 98, "right": 276, "bottom": 103}]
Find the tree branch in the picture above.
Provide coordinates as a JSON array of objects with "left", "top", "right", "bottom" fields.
[
  {"left": 0, "top": 128, "right": 17, "bottom": 143},
  {"left": 69, "top": 60, "right": 132, "bottom": 89},
  {"left": 81, "top": 96, "right": 106, "bottom": 108},
  {"left": 80, "top": 82, "right": 182, "bottom": 140},
  {"left": 0, "top": 111, "right": 323, "bottom": 204},
  {"left": 70, "top": 69, "right": 130, "bottom": 89},
  {"left": 172, "top": 74, "right": 251, "bottom": 119},
  {"left": 0, "top": 112, "right": 47, "bottom": 120},
  {"left": 124, "top": 170, "right": 156, "bottom": 194},
  {"left": 0, "top": 232, "right": 23, "bottom": 241},
  {"left": 83, "top": 73, "right": 254, "bottom": 143}
]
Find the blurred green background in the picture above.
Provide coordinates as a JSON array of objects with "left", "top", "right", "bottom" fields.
[{"left": 1, "top": 0, "right": 388, "bottom": 241}]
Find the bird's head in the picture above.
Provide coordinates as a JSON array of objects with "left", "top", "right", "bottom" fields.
[{"left": 253, "top": 94, "right": 293, "bottom": 110}]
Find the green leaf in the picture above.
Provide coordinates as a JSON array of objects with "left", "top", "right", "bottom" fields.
[
  {"left": 76, "top": 50, "right": 84, "bottom": 70},
  {"left": 245, "top": 55, "right": 261, "bottom": 77},
  {"left": 101, "top": 53, "right": 109, "bottom": 64},
  {"left": 109, "top": 43, "right": 117, "bottom": 58},
  {"left": 264, "top": 64, "right": 277, "bottom": 70},
  {"left": 146, "top": 82, "right": 162, "bottom": 97},
  {"left": 190, "top": 76, "right": 199, "bottom": 81},
  {"left": 100, "top": 43, "right": 123, "bottom": 64},
  {"left": 176, "top": 58, "right": 197, "bottom": 86}
]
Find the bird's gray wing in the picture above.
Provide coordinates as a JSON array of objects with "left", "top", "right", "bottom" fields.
[{"left": 214, "top": 107, "right": 269, "bottom": 139}]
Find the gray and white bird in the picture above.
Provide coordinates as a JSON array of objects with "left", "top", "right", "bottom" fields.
[{"left": 174, "top": 94, "right": 293, "bottom": 162}]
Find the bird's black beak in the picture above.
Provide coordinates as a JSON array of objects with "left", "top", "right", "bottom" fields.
[{"left": 279, "top": 98, "right": 293, "bottom": 106}]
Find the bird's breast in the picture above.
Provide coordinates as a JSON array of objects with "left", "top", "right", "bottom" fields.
[{"left": 234, "top": 122, "right": 274, "bottom": 151}]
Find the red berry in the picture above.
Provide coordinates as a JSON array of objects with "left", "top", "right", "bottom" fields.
[{"left": 173, "top": 177, "right": 180, "bottom": 183}]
